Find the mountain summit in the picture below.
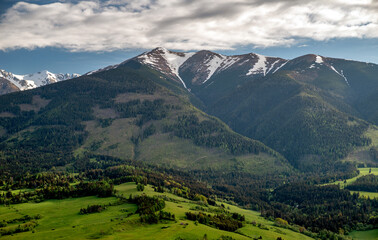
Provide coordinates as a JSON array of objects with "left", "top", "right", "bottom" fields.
[{"left": 132, "top": 47, "right": 287, "bottom": 90}]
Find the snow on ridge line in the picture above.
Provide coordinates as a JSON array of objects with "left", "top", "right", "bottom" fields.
[
  {"left": 137, "top": 48, "right": 195, "bottom": 89},
  {"left": 246, "top": 53, "right": 267, "bottom": 76}
]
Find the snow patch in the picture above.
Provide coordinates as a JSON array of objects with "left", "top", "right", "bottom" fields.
[
  {"left": 246, "top": 54, "right": 267, "bottom": 76},
  {"left": 330, "top": 66, "right": 350, "bottom": 86},
  {"left": 272, "top": 60, "right": 289, "bottom": 74},
  {"left": 162, "top": 49, "right": 195, "bottom": 89},
  {"left": 138, "top": 48, "right": 195, "bottom": 89},
  {"left": 266, "top": 60, "right": 281, "bottom": 75},
  {"left": 219, "top": 56, "right": 240, "bottom": 71},
  {"left": 315, "top": 55, "right": 324, "bottom": 64},
  {"left": 203, "top": 54, "right": 224, "bottom": 83}
]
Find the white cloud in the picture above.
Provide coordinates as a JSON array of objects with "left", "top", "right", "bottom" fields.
[{"left": 0, "top": 0, "right": 377, "bottom": 52}]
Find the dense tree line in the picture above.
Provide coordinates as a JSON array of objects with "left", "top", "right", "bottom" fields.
[
  {"left": 261, "top": 183, "right": 378, "bottom": 233},
  {"left": 0, "top": 172, "right": 76, "bottom": 190},
  {"left": 0, "top": 180, "right": 114, "bottom": 204},
  {"left": 345, "top": 174, "right": 378, "bottom": 192}
]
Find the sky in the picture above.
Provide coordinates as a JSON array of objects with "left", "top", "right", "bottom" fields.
[{"left": 0, "top": 0, "right": 377, "bottom": 74}]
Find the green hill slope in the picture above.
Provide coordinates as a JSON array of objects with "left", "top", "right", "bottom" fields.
[{"left": 0, "top": 181, "right": 314, "bottom": 240}]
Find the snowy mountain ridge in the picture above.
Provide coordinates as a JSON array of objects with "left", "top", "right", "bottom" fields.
[
  {"left": 85, "top": 48, "right": 378, "bottom": 93},
  {"left": 0, "top": 69, "right": 80, "bottom": 92},
  {"left": 134, "top": 47, "right": 288, "bottom": 88}
]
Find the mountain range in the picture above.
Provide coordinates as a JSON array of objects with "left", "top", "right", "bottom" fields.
[
  {"left": 0, "top": 47, "right": 377, "bottom": 177},
  {"left": 128, "top": 48, "right": 378, "bottom": 170},
  {"left": 0, "top": 69, "right": 79, "bottom": 95}
]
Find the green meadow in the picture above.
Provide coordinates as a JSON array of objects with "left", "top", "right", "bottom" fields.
[{"left": 0, "top": 182, "right": 313, "bottom": 240}]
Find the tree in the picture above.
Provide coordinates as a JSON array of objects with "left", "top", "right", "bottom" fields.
[{"left": 137, "top": 183, "right": 145, "bottom": 192}]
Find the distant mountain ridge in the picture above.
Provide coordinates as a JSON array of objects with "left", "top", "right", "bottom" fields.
[{"left": 0, "top": 69, "right": 80, "bottom": 95}]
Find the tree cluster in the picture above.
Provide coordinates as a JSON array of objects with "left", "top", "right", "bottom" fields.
[{"left": 185, "top": 211, "right": 244, "bottom": 232}]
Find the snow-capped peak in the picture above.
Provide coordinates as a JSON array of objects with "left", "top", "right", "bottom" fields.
[
  {"left": 315, "top": 55, "right": 324, "bottom": 64},
  {"left": 0, "top": 69, "right": 79, "bottom": 91},
  {"left": 135, "top": 48, "right": 287, "bottom": 88},
  {"left": 137, "top": 48, "right": 195, "bottom": 89}
]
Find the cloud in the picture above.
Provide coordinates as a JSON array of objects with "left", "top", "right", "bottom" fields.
[{"left": 0, "top": 0, "right": 377, "bottom": 52}]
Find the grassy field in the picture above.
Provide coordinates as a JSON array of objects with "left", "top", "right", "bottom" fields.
[
  {"left": 0, "top": 183, "right": 313, "bottom": 240},
  {"left": 348, "top": 229, "right": 378, "bottom": 240},
  {"left": 350, "top": 191, "right": 378, "bottom": 199},
  {"left": 324, "top": 168, "right": 378, "bottom": 199}
]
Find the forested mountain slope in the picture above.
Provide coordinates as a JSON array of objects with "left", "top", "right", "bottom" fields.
[
  {"left": 0, "top": 60, "right": 291, "bottom": 178},
  {"left": 122, "top": 48, "right": 378, "bottom": 171}
]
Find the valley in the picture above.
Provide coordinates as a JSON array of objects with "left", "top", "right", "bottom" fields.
[{"left": 0, "top": 48, "right": 377, "bottom": 240}]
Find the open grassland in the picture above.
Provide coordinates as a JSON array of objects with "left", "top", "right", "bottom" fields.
[
  {"left": 350, "top": 191, "right": 378, "bottom": 199},
  {"left": 0, "top": 183, "right": 313, "bottom": 240}
]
